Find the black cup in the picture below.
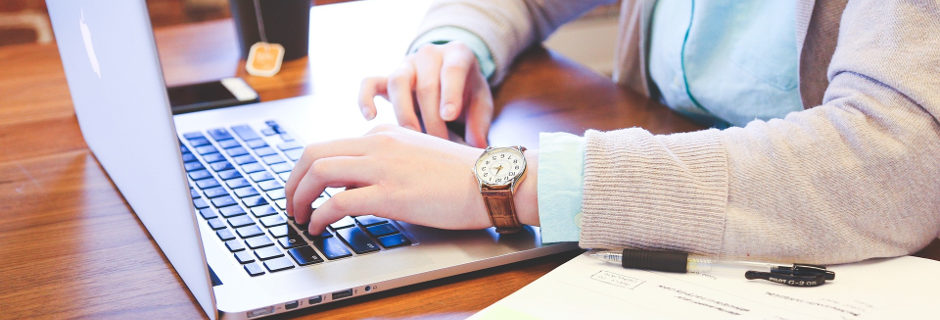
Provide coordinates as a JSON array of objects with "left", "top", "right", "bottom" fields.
[{"left": 229, "top": 0, "right": 311, "bottom": 61}]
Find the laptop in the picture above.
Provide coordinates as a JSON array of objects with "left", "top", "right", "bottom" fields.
[{"left": 46, "top": 0, "right": 576, "bottom": 319}]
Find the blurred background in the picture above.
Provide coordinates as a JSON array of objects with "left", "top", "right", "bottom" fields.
[{"left": 1, "top": 0, "right": 620, "bottom": 75}]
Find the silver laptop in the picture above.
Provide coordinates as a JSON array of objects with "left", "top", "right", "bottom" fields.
[{"left": 46, "top": 0, "right": 575, "bottom": 319}]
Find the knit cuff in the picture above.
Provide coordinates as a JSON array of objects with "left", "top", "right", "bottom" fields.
[
  {"left": 579, "top": 128, "right": 729, "bottom": 256},
  {"left": 411, "top": 2, "right": 528, "bottom": 86}
]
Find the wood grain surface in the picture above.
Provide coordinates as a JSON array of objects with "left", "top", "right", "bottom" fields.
[{"left": 1, "top": 5, "right": 937, "bottom": 320}]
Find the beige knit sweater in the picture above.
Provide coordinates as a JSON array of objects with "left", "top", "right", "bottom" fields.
[{"left": 415, "top": 0, "right": 940, "bottom": 264}]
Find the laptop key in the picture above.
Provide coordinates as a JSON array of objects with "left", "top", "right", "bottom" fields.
[
  {"left": 277, "top": 232, "right": 305, "bottom": 249},
  {"left": 203, "top": 186, "right": 228, "bottom": 199},
  {"left": 242, "top": 196, "right": 268, "bottom": 208},
  {"left": 263, "top": 256, "right": 294, "bottom": 272},
  {"left": 217, "top": 139, "right": 240, "bottom": 149},
  {"left": 195, "top": 178, "right": 220, "bottom": 190},
  {"left": 225, "top": 178, "right": 250, "bottom": 189},
  {"left": 234, "top": 186, "right": 259, "bottom": 198},
  {"left": 266, "top": 188, "right": 286, "bottom": 200},
  {"left": 209, "top": 161, "right": 234, "bottom": 172},
  {"left": 181, "top": 152, "right": 197, "bottom": 163},
  {"left": 188, "top": 169, "right": 211, "bottom": 181},
  {"left": 241, "top": 162, "right": 264, "bottom": 173},
  {"left": 219, "top": 205, "right": 246, "bottom": 218},
  {"left": 188, "top": 137, "right": 210, "bottom": 147},
  {"left": 254, "top": 146, "right": 277, "bottom": 157},
  {"left": 225, "top": 239, "right": 245, "bottom": 252},
  {"left": 216, "top": 169, "right": 242, "bottom": 180},
  {"left": 274, "top": 199, "right": 287, "bottom": 210},
  {"left": 233, "top": 155, "right": 257, "bottom": 165},
  {"left": 269, "top": 163, "right": 292, "bottom": 174},
  {"left": 377, "top": 234, "right": 411, "bottom": 248},
  {"left": 236, "top": 225, "right": 264, "bottom": 238},
  {"left": 277, "top": 141, "right": 303, "bottom": 151},
  {"left": 288, "top": 246, "right": 324, "bottom": 266},
  {"left": 193, "top": 198, "right": 209, "bottom": 209},
  {"left": 278, "top": 172, "right": 291, "bottom": 182},
  {"left": 211, "top": 196, "right": 237, "bottom": 208},
  {"left": 207, "top": 128, "right": 233, "bottom": 141},
  {"left": 246, "top": 235, "right": 274, "bottom": 249},
  {"left": 284, "top": 149, "right": 304, "bottom": 162},
  {"left": 231, "top": 124, "right": 261, "bottom": 141},
  {"left": 246, "top": 139, "right": 268, "bottom": 149},
  {"left": 335, "top": 227, "right": 380, "bottom": 254},
  {"left": 251, "top": 205, "right": 278, "bottom": 218},
  {"left": 234, "top": 251, "right": 255, "bottom": 264},
  {"left": 329, "top": 216, "right": 356, "bottom": 229},
  {"left": 262, "top": 154, "right": 285, "bottom": 165},
  {"left": 244, "top": 262, "right": 265, "bottom": 276},
  {"left": 228, "top": 215, "right": 255, "bottom": 228},
  {"left": 183, "top": 132, "right": 205, "bottom": 140},
  {"left": 268, "top": 225, "right": 289, "bottom": 238},
  {"left": 313, "top": 236, "right": 352, "bottom": 260},
  {"left": 260, "top": 214, "right": 287, "bottom": 228},
  {"left": 195, "top": 145, "right": 218, "bottom": 155},
  {"left": 255, "top": 246, "right": 284, "bottom": 260},
  {"left": 216, "top": 229, "right": 235, "bottom": 241},
  {"left": 225, "top": 146, "right": 248, "bottom": 157},
  {"left": 366, "top": 223, "right": 398, "bottom": 237},
  {"left": 355, "top": 215, "right": 388, "bottom": 226},
  {"left": 206, "top": 218, "right": 226, "bottom": 230},
  {"left": 198, "top": 208, "right": 218, "bottom": 219},
  {"left": 258, "top": 180, "right": 282, "bottom": 191},
  {"left": 202, "top": 152, "right": 226, "bottom": 163},
  {"left": 189, "top": 188, "right": 201, "bottom": 199},
  {"left": 184, "top": 162, "right": 205, "bottom": 172},
  {"left": 249, "top": 171, "right": 274, "bottom": 183}
]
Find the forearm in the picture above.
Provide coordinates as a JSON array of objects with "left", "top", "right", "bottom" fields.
[{"left": 413, "top": 0, "right": 613, "bottom": 85}]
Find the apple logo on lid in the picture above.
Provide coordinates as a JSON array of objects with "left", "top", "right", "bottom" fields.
[{"left": 79, "top": 9, "right": 101, "bottom": 79}]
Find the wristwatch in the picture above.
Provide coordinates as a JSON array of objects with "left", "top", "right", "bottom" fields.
[{"left": 472, "top": 146, "right": 527, "bottom": 234}]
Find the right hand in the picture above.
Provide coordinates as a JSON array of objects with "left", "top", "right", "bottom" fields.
[{"left": 358, "top": 42, "right": 493, "bottom": 148}]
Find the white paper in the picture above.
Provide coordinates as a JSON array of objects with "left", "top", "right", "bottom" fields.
[{"left": 471, "top": 252, "right": 940, "bottom": 319}]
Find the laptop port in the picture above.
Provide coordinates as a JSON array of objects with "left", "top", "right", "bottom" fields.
[
  {"left": 246, "top": 306, "right": 274, "bottom": 318},
  {"left": 285, "top": 300, "right": 299, "bottom": 310},
  {"left": 332, "top": 289, "right": 353, "bottom": 300},
  {"left": 309, "top": 295, "right": 322, "bottom": 305}
]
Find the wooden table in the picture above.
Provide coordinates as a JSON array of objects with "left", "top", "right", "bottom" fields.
[{"left": 1, "top": 2, "right": 938, "bottom": 319}]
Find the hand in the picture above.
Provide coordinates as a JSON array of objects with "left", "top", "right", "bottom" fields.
[
  {"left": 285, "top": 125, "right": 499, "bottom": 235},
  {"left": 358, "top": 42, "right": 494, "bottom": 148}
]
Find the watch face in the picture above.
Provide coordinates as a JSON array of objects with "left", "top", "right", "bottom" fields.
[{"left": 474, "top": 147, "right": 526, "bottom": 186}]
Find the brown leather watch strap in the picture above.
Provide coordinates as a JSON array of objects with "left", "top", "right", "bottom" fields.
[{"left": 481, "top": 187, "right": 523, "bottom": 234}]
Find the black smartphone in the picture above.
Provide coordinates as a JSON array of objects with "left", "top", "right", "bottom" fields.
[{"left": 167, "top": 77, "right": 260, "bottom": 114}]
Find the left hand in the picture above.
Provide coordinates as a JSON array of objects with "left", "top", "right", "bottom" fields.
[{"left": 284, "top": 125, "right": 491, "bottom": 235}]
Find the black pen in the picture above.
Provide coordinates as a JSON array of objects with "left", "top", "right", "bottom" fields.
[{"left": 590, "top": 249, "right": 834, "bottom": 287}]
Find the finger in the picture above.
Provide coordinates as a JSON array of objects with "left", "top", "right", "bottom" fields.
[
  {"left": 285, "top": 138, "right": 372, "bottom": 217},
  {"left": 439, "top": 46, "right": 475, "bottom": 121},
  {"left": 413, "top": 56, "right": 449, "bottom": 138},
  {"left": 307, "top": 186, "right": 380, "bottom": 235},
  {"left": 358, "top": 77, "right": 388, "bottom": 120},
  {"left": 291, "top": 156, "right": 376, "bottom": 225},
  {"left": 387, "top": 62, "right": 421, "bottom": 131},
  {"left": 464, "top": 72, "right": 493, "bottom": 148}
]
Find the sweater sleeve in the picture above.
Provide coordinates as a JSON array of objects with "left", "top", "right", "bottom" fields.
[
  {"left": 578, "top": 0, "right": 940, "bottom": 265},
  {"left": 412, "top": 0, "right": 616, "bottom": 85}
]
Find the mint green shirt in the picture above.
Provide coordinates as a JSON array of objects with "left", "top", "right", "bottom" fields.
[{"left": 412, "top": 0, "right": 803, "bottom": 243}]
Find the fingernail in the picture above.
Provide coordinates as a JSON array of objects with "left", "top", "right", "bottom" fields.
[
  {"left": 361, "top": 107, "right": 375, "bottom": 120},
  {"left": 441, "top": 103, "right": 456, "bottom": 120}
]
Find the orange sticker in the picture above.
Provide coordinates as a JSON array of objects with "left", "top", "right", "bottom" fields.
[{"left": 245, "top": 42, "right": 284, "bottom": 77}]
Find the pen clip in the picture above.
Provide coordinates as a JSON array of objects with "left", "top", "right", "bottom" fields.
[{"left": 745, "top": 264, "right": 835, "bottom": 287}]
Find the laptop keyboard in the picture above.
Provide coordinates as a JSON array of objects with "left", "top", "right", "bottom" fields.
[{"left": 180, "top": 120, "right": 413, "bottom": 277}]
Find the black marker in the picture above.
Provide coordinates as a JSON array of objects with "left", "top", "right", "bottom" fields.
[{"left": 590, "top": 249, "right": 834, "bottom": 287}]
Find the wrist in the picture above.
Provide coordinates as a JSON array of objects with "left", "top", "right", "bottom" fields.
[{"left": 514, "top": 150, "right": 539, "bottom": 226}]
